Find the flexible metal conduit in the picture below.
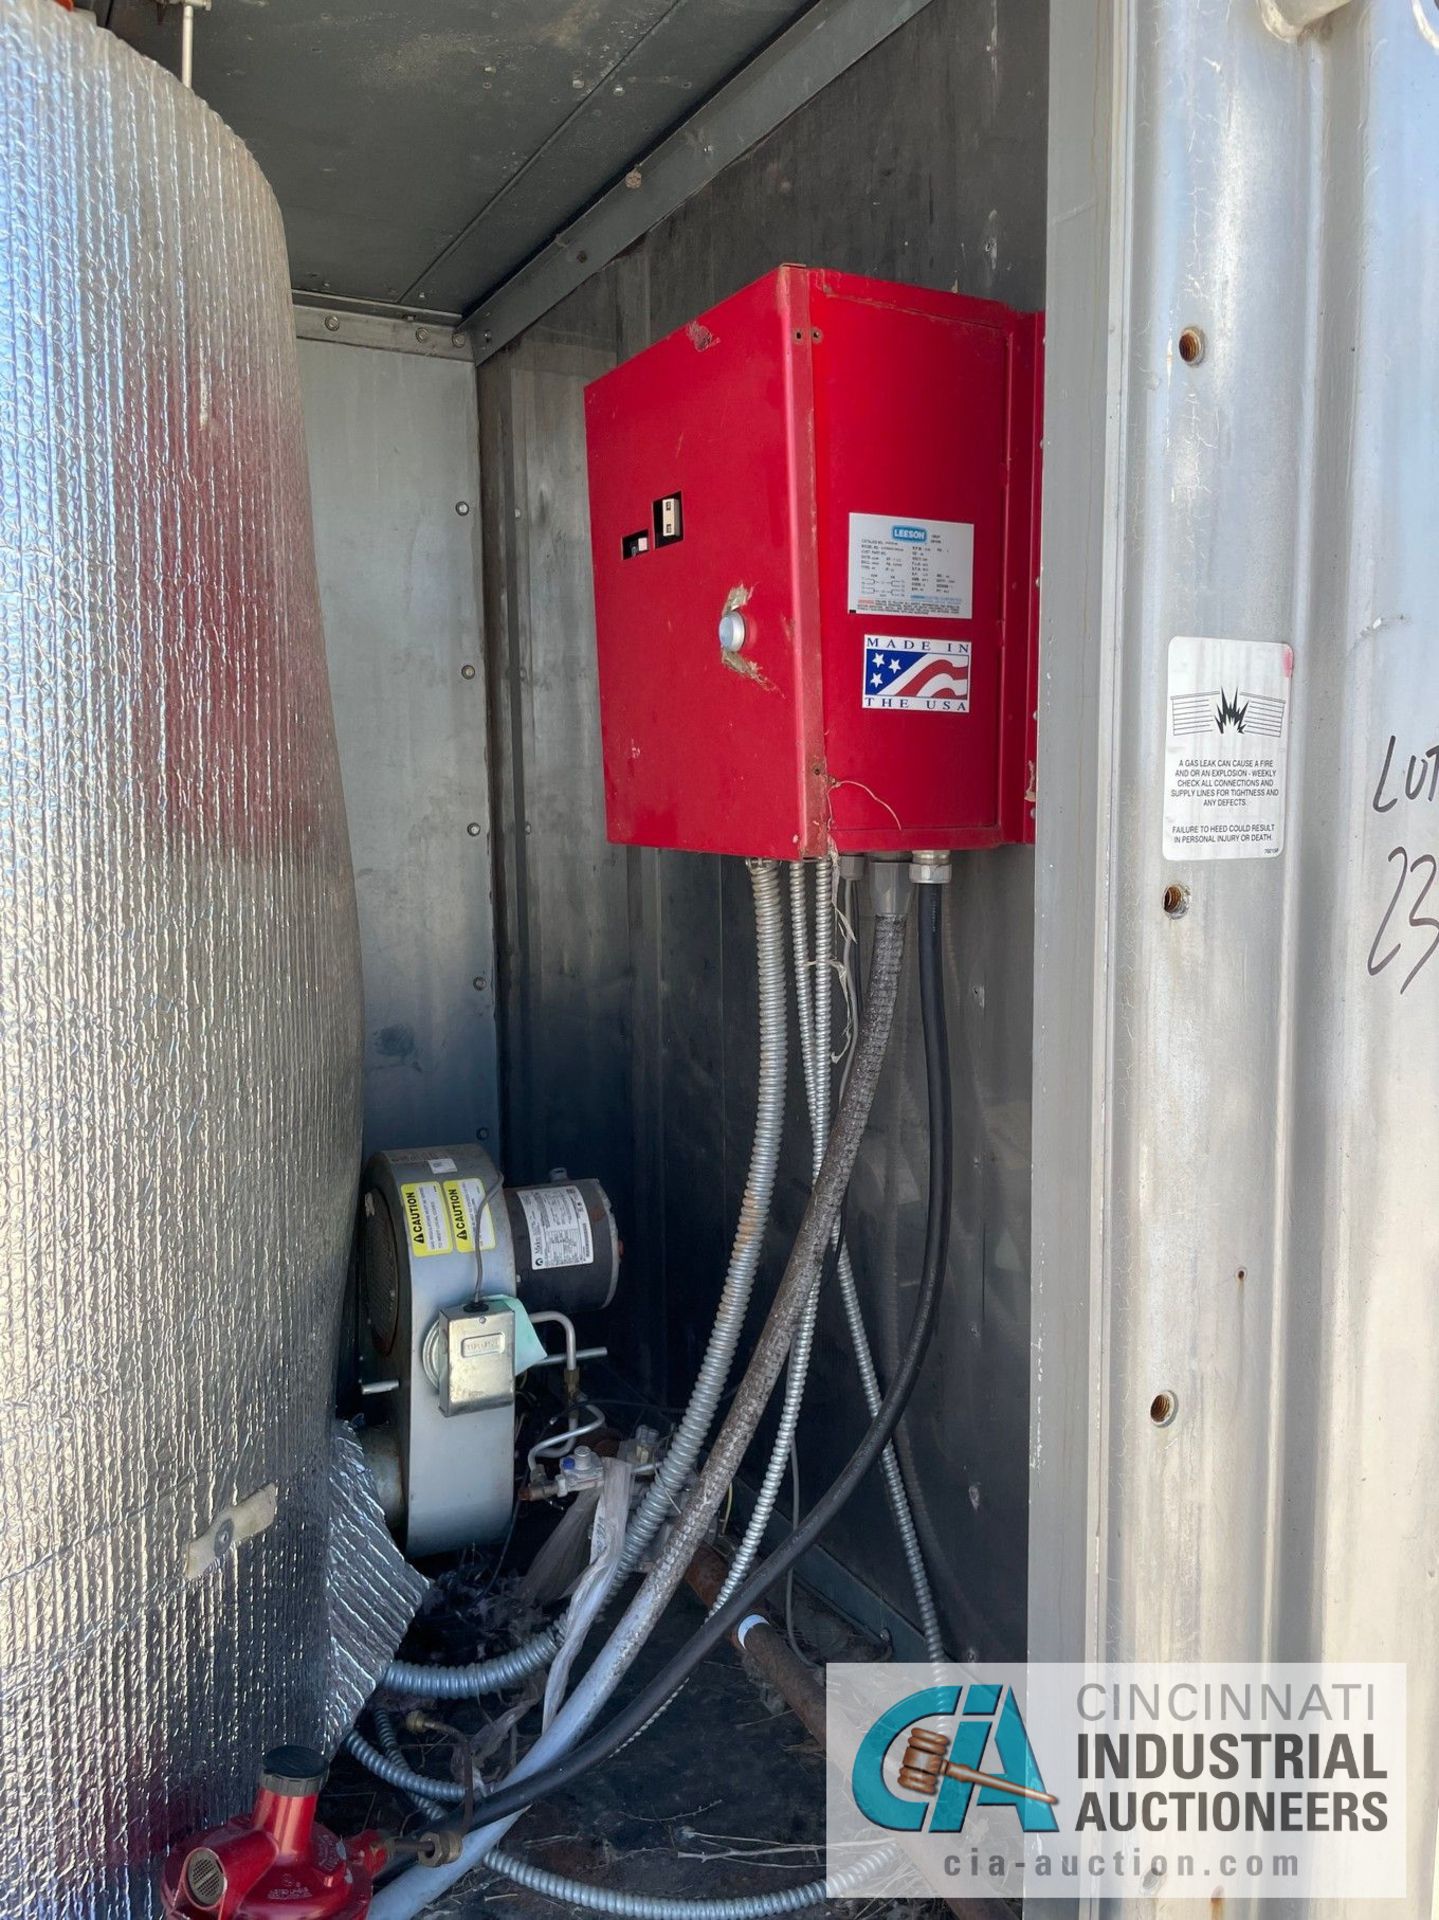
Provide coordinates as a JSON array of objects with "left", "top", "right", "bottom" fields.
[
  {"left": 715, "top": 865, "right": 942, "bottom": 1654},
  {"left": 618, "top": 856, "right": 788, "bottom": 1574},
  {"left": 344, "top": 1730, "right": 466, "bottom": 1807},
  {"left": 714, "top": 860, "right": 830, "bottom": 1606},
  {"left": 367, "top": 909, "right": 907, "bottom": 1920},
  {"left": 382, "top": 1627, "right": 560, "bottom": 1701},
  {"left": 478, "top": 1845, "right": 897, "bottom": 1918},
  {"left": 372, "top": 1708, "right": 445, "bottom": 1822}
]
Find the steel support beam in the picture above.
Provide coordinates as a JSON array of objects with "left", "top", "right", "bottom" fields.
[
  {"left": 462, "top": 0, "right": 941, "bottom": 363},
  {"left": 293, "top": 304, "right": 475, "bottom": 362}
]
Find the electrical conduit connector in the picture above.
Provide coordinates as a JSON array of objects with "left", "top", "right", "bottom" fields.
[
  {"left": 867, "top": 853, "right": 911, "bottom": 918},
  {"left": 907, "top": 847, "right": 953, "bottom": 886}
]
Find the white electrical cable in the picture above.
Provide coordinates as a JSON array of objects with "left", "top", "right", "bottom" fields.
[{"left": 541, "top": 1457, "right": 635, "bottom": 1728}]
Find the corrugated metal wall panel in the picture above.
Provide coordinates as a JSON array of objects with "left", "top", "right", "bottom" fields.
[{"left": 1034, "top": 0, "right": 1439, "bottom": 1910}]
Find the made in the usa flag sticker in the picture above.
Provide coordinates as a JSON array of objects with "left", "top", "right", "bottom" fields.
[{"left": 861, "top": 636, "right": 971, "bottom": 713}]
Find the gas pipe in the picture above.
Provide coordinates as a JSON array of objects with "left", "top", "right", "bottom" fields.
[{"left": 161, "top": 1746, "right": 385, "bottom": 1918}]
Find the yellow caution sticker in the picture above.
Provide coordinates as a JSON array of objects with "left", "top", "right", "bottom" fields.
[
  {"left": 444, "top": 1181, "right": 473, "bottom": 1253},
  {"left": 400, "top": 1181, "right": 452, "bottom": 1257}
]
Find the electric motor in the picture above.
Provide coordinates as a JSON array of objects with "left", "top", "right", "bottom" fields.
[{"left": 354, "top": 1145, "right": 619, "bottom": 1554}]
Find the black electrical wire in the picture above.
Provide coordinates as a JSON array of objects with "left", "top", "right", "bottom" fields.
[{"left": 459, "top": 882, "right": 952, "bottom": 1833}]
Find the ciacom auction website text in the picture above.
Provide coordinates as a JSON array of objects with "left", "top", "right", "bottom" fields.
[{"left": 825, "top": 1663, "right": 1407, "bottom": 1902}]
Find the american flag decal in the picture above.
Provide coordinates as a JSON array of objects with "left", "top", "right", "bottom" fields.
[{"left": 862, "top": 637, "right": 971, "bottom": 713}]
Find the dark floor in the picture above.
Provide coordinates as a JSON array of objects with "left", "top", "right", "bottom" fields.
[{"left": 324, "top": 1569, "right": 952, "bottom": 1919}]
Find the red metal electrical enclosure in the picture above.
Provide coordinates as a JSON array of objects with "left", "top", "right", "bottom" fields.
[{"left": 584, "top": 266, "right": 1042, "bottom": 860}]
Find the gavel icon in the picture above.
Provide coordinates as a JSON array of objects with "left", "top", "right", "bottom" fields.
[{"left": 898, "top": 1726, "right": 1059, "bottom": 1807}]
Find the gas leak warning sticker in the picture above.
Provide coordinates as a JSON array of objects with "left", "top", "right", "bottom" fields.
[
  {"left": 1164, "top": 637, "right": 1293, "bottom": 860},
  {"left": 519, "top": 1185, "right": 594, "bottom": 1270},
  {"left": 400, "top": 1181, "right": 451, "bottom": 1257},
  {"left": 848, "top": 513, "right": 974, "bottom": 620},
  {"left": 863, "top": 636, "right": 971, "bottom": 713},
  {"left": 444, "top": 1178, "right": 497, "bottom": 1255}
]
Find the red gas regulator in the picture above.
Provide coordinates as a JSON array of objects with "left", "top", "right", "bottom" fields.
[{"left": 161, "top": 1747, "right": 387, "bottom": 1919}]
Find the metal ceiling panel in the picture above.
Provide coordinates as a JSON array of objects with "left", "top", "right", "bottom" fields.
[{"left": 104, "top": 0, "right": 814, "bottom": 314}]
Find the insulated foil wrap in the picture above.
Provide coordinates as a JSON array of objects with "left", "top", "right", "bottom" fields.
[
  {"left": 0, "top": 4, "right": 364, "bottom": 1910},
  {"left": 322, "top": 1426, "right": 427, "bottom": 1755}
]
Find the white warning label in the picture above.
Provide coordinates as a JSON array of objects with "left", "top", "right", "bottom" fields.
[
  {"left": 847, "top": 513, "right": 973, "bottom": 620},
  {"left": 519, "top": 1185, "right": 594, "bottom": 1271},
  {"left": 454, "top": 1177, "right": 497, "bottom": 1252},
  {"left": 1164, "top": 637, "right": 1292, "bottom": 860}
]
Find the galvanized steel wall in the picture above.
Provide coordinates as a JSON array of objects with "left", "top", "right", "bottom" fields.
[
  {"left": 297, "top": 337, "right": 499, "bottom": 1161},
  {"left": 1033, "top": 0, "right": 1439, "bottom": 1911},
  {"left": 0, "top": 4, "right": 363, "bottom": 1909}
]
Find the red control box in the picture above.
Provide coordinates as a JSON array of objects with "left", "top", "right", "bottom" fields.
[{"left": 584, "top": 266, "right": 1042, "bottom": 859}]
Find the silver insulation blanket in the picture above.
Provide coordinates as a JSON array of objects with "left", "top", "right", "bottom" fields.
[
  {"left": 0, "top": 4, "right": 365, "bottom": 1910},
  {"left": 323, "top": 1426, "right": 427, "bottom": 1755}
]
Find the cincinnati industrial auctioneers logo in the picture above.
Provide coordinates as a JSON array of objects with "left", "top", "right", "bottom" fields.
[
  {"left": 826, "top": 1664, "right": 1408, "bottom": 1903},
  {"left": 851, "top": 1682, "right": 1058, "bottom": 1835}
]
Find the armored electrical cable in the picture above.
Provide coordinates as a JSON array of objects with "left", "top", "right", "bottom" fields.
[{"left": 714, "top": 858, "right": 831, "bottom": 1606}]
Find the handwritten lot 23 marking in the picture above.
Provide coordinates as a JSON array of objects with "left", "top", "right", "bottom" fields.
[{"left": 1367, "top": 734, "right": 1439, "bottom": 993}]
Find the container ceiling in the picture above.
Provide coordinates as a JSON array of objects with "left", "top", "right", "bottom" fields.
[{"left": 105, "top": 0, "right": 817, "bottom": 319}]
